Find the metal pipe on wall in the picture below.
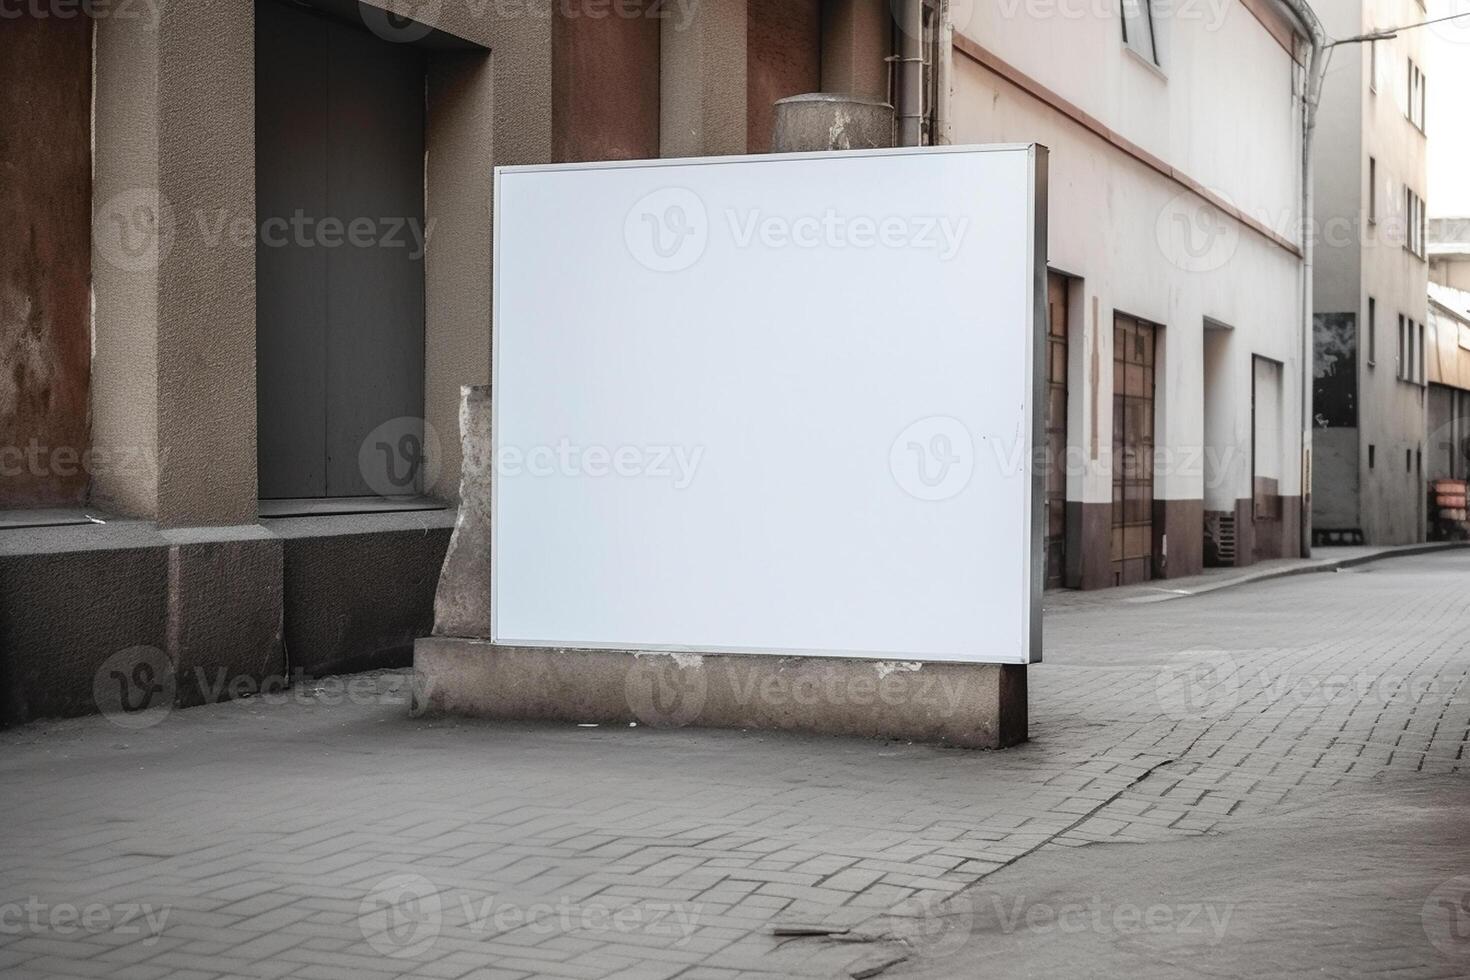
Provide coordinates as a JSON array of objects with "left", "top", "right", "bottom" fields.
[
  {"left": 897, "top": 0, "right": 924, "bottom": 146},
  {"left": 1276, "top": 0, "right": 1327, "bottom": 560}
]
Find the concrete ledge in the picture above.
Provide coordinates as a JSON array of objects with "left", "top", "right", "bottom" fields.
[
  {"left": 0, "top": 545, "right": 168, "bottom": 725},
  {"left": 280, "top": 522, "right": 450, "bottom": 676},
  {"left": 0, "top": 511, "right": 454, "bottom": 727},
  {"left": 168, "top": 531, "right": 285, "bottom": 708},
  {"left": 414, "top": 637, "right": 1028, "bottom": 749}
]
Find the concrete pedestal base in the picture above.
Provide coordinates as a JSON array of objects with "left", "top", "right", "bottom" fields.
[
  {"left": 414, "top": 638, "right": 1027, "bottom": 749},
  {"left": 417, "top": 387, "right": 1028, "bottom": 749}
]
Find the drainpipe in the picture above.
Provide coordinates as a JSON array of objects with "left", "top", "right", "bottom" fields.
[
  {"left": 897, "top": 0, "right": 925, "bottom": 146},
  {"left": 1275, "top": 0, "right": 1327, "bottom": 559}
]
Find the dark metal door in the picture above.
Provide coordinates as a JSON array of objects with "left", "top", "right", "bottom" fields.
[
  {"left": 1044, "top": 273, "right": 1069, "bottom": 589},
  {"left": 256, "top": 0, "right": 426, "bottom": 499},
  {"left": 1112, "top": 314, "right": 1156, "bottom": 586}
]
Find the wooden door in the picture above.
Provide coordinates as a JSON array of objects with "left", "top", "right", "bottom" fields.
[
  {"left": 1112, "top": 314, "right": 1157, "bottom": 585},
  {"left": 1044, "top": 274, "right": 1070, "bottom": 589}
]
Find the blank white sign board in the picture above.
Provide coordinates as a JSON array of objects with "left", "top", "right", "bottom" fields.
[{"left": 493, "top": 144, "right": 1046, "bottom": 665}]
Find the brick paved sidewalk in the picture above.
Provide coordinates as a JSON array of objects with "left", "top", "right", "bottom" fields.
[{"left": 2, "top": 553, "right": 1468, "bottom": 979}]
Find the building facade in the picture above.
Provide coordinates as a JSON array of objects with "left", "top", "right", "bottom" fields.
[
  {"left": 3, "top": 0, "right": 1320, "bottom": 724},
  {"left": 1310, "top": 0, "right": 1431, "bottom": 545},
  {"left": 1425, "top": 219, "right": 1470, "bottom": 534},
  {"left": 1429, "top": 217, "right": 1470, "bottom": 290},
  {"left": 0, "top": 0, "right": 906, "bottom": 726},
  {"left": 1426, "top": 283, "right": 1470, "bottom": 481},
  {"left": 943, "top": 0, "right": 1314, "bottom": 587}
]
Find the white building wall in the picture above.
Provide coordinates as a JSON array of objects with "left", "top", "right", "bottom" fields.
[
  {"left": 1311, "top": 0, "right": 1429, "bottom": 544},
  {"left": 947, "top": 0, "right": 1307, "bottom": 582},
  {"left": 958, "top": 2, "right": 1301, "bottom": 227}
]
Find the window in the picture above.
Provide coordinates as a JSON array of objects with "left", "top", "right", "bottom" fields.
[
  {"left": 1405, "top": 188, "right": 1426, "bottom": 258},
  {"left": 1370, "top": 40, "right": 1378, "bottom": 93},
  {"left": 1400, "top": 318, "right": 1425, "bottom": 384},
  {"left": 1120, "top": 0, "right": 1159, "bottom": 65},
  {"left": 1369, "top": 444, "right": 1376, "bottom": 469},
  {"left": 1367, "top": 297, "right": 1377, "bottom": 366},
  {"left": 1407, "top": 448, "right": 1413, "bottom": 472},
  {"left": 1368, "top": 157, "right": 1377, "bottom": 224},
  {"left": 1411, "top": 191, "right": 1422, "bottom": 257},
  {"left": 1398, "top": 314, "right": 1407, "bottom": 378},
  {"left": 1417, "top": 191, "right": 1423, "bottom": 255},
  {"left": 1408, "top": 59, "right": 1426, "bottom": 130}
]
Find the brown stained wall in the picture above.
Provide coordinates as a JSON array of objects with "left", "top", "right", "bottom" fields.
[
  {"left": 746, "top": 0, "right": 822, "bottom": 153},
  {"left": 0, "top": 15, "right": 93, "bottom": 508},
  {"left": 552, "top": 2, "right": 660, "bottom": 162}
]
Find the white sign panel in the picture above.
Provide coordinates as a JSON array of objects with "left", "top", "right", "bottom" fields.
[{"left": 493, "top": 144, "right": 1046, "bottom": 665}]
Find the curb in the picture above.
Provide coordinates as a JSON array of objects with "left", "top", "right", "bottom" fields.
[
  {"left": 1151, "top": 541, "right": 1470, "bottom": 600},
  {"left": 1046, "top": 542, "right": 1469, "bottom": 613}
]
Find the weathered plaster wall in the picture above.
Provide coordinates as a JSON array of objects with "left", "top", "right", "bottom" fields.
[
  {"left": 820, "top": 0, "right": 889, "bottom": 101},
  {"left": 746, "top": 0, "right": 822, "bottom": 153},
  {"left": 552, "top": 1, "right": 661, "bottom": 162},
  {"left": 661, "top": 0, "right": 747, "bottom": 157},
  {"left": 0, "top": 14, "right": 93, "bottom": 508}
]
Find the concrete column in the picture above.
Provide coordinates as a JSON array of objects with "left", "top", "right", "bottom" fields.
[
  {"left": 154, "top": 0, "right": 258, "bottom": 528},
  {"left": 821, "top": 0, "right": 890, "bottom": 100},
  {"left": 90, "top": 12, "right": 161, "bottom": 520},
  {"left": 660, "top": 0, "right": 748, "bottom": 157},
  {"left": 92, "top": 0, "right": 256, "bottom": 527},
  {"left": 426, "top": 54, "right": 495, "bottom": 504}
]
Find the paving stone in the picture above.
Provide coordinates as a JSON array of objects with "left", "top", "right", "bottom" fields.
[{"left": 4, "top": 553, "right": 1470, "bottom": 977}]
